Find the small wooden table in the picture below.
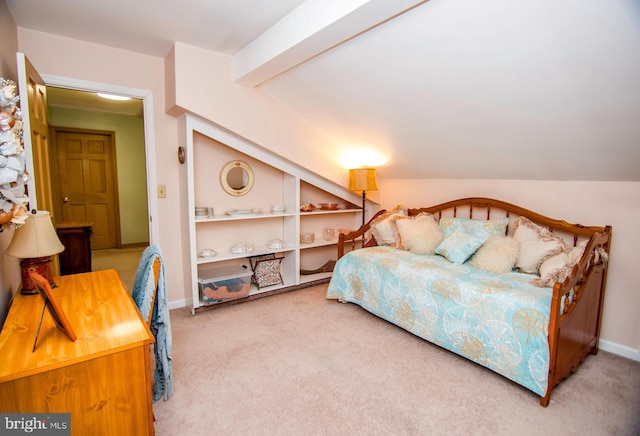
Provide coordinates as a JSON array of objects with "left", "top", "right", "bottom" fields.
[
  {"left": 56, "top": 222, "right": 93, "bottom": 275},
  {"left": 0, "top": 270, "right": 155, "bottom": 435}
]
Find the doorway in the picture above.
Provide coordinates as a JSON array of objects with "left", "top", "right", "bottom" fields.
[
  {"left": 44, "top": 83, "right": 156, "bottom": 288},
  {"left": 39, "top": 73, "right": 159, "bottom": 246},
  {"left": 47, "top": 87, "right": 150, "bottom": 246},
  {"left": 16, "top": 53, "right": 158, "bottom": 289}
]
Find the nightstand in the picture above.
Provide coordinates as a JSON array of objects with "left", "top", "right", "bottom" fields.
[{"left": 56, "top": 222, "right": 93, "bottom": 275}]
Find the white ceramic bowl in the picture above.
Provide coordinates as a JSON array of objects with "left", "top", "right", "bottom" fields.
[
  {"left": 230, "top": 243, "right": 255, "bottom": 254},
  {"left": 199, "top": 248, "right": 216, "bottom": 257}
]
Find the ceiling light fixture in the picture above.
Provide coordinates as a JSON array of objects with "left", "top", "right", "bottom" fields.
[{"left": 97, "top": 93, "right": 131, "bottom": 101}]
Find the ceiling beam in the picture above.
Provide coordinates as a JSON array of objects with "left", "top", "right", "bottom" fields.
[{"left": 232, "top": 0, "right": 427, "bottom": 87}]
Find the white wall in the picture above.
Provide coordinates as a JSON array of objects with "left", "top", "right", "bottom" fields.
[
  {"left": 167, "top": 43, "right": 349, "bottom": 189},
  {"left": 381, "top": 179, "right": 640, "bottom": 357}
]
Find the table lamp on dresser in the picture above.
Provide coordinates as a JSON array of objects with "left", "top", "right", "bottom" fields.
[{"left": 6, "top": 210, "right": 65, "bottom": 294}]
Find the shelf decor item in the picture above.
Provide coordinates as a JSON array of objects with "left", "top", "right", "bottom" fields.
[
  {"left": 198, "top": 264, "right": 252, "bottom": 304},
  {"left": 267, "top": 238, "right": 285, "bottom": 249},
  {"left": 230, "top": 243, "right": 255, "bottom": 254},
  {"left": 220, "top": 160, "right": 254, "bottom": 196},
  {"left": 348, "top": 167, "right": 379, "bottom": 226},
  {"left": 300, "top": 232, "right": 315, "bottom": 243},
  {"left": 271, "top": 204, "right": 285, "bottom": 213},
  {"left": 249, "top": 254, "right": 284, "bottom": 289},
  {"left": 199, "top": 248, "right": 216, "bottom": 258},
  {"left": 322, "top": 227, "right": 336, "bottom": 241},
  {"left": 318, "top": 202, "right": 339, "bottom": 210},
  {"left": 300, "top": 202, "right": 315, "bottom": 212}
]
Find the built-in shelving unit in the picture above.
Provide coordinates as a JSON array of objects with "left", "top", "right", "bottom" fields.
[{"left": 180, "top": 115, "right": 370, "bottom": 313}]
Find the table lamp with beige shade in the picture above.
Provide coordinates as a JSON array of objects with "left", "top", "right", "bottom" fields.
[{"left": 6, "top": 210, "right": 65, "bottom": 294}]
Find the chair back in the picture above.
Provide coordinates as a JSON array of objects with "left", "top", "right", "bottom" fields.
[{"left": 147, "top": 256, "right": 161, "bottom": 327}]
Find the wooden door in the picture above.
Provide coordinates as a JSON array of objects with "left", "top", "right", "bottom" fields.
[
  {"left": 16, "top": 53, "right": 53, "bottom": 212},
  {"left": 53, "top": 129, "right": 120, "bottom": 249}
]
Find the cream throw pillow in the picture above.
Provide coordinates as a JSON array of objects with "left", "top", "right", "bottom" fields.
[
  {"left": 391, "top": 213, "right": 443, "bottom": 254},
  {"left": 469, "top": 235, "right": 520, "bottom": 274},
  {"left": 512, "top": 217, "right": 569, "bottom": 274},
  {"left": 531, "top": 240, "right": 587, "bottom": 287},
  {"left": 370, "top": 205, "right": 407, "bottom": 246}
]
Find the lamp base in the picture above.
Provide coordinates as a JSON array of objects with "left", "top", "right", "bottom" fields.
[{"left": 20, "top": 257, "right": 55, "bottom": 295}]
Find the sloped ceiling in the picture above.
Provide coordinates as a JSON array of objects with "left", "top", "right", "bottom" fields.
[{"left": 7, "top": 0, "right": 640, "bottom": 181}]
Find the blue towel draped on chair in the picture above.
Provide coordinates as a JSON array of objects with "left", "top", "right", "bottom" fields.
[{"left": 132, "top": 244, "right": 174, "bottom": 402}]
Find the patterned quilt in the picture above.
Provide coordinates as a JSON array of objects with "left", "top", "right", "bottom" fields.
[{"left": 326, "top": 246, "right": 552, "bottom": 396}]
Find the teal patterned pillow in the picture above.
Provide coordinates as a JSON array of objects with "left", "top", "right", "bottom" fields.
[
  {"left": 435, "top": 218, "right": 509, "bottom": 264},
  {"left": 435, "top": 225, "right": 488, "bottom": 264},
  {"left": 439, "top": 217, "right": 509, "bottom": 238}
]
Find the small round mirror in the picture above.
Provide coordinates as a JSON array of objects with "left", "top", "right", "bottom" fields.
[{"left": 220, "top": 161, "right": 254, "bottom": 196}]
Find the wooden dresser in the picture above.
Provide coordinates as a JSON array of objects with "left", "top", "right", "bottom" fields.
[{"left": 0, "top": 269, "right": 155, "bottom": 436}]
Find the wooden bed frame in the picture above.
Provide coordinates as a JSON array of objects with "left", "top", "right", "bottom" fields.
[{"left": 337, "top": 197, "right": 612, "bottom": 406}]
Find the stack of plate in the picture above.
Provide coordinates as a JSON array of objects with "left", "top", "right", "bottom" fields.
[{"left": 195, "top": 207, "right": 210, "bottom": 218}]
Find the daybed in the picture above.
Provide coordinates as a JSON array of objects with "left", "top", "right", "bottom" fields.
[{"left": 326, "top": 197, "right": 611, "bottom": 406}]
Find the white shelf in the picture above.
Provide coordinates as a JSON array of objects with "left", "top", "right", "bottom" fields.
[
  {"left": 299, "top": 272, "right": 333, "bottom": 284},
  {"left": 300, "top": 208, "right": 360, "bottom": 216},
  {"left": 182, "top": 114, "right": 365, "bottom": 312},
  {"left": 299, "top": 239, "right": 338, "bottom": 250},
  {"left": 195, "top": 212, "right": 296, "bottom": 223},
  {"left": 196, "top": 246, "right": 295, "bottom": 264}
]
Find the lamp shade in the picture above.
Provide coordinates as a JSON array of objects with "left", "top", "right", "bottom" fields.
[
  {"left": 348, "top": 168, "right": 378, "bottom": 192},
  {"left": 6, "top": 210, "right": 64, "bottom": 258}
]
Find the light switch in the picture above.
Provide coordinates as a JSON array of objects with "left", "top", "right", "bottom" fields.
[{"left": 157, "top": 185, "right": 167, "bottom": 198}]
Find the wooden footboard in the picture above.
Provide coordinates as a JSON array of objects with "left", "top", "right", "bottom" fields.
[
  {"left": 336, "top": 197, "right": 611, "bottom": 407},
  {"left": 541, "top": 226, "right": 611, "bottom": 406}
]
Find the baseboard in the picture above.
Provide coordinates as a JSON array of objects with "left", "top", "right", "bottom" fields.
[
  {"left": 118, "top": 242, "right": 149, "bottom": 249},
  {"left": 599, "top": 339, "right": 640, "bottom": 361},
  {"left": 168, "top": 299, "right": 186, "bottom": 311}
]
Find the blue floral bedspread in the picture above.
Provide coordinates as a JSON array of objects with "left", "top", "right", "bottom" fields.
[{"left": 326, "top": 246, "right": 552, "bottom": 396}]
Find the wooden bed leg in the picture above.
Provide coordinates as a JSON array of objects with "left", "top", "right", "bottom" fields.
[{"left": 540, "top": 394, "right": 550, "bottom": 407}]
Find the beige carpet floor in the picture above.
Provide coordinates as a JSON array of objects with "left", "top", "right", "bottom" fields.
[
  {"left": 91, "top": 246, "right": 146, "bottom": 291},
  {"left": 152, "top": 284, "right": 640, "bottom": 436}
]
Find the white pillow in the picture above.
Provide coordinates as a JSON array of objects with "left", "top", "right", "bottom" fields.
[
  {"left": 568, "top": 240, "right": 588, "bottom": 264},
  {"left": 391, "top": 213, "right": 444, "bottom": 255},
  {"left": 531, "top": 241, "right": 587, "bottom": 287},
  {"left": 512, "top": 217, "right": 569, "bottom": 274},
  {"left": 370, "top": 205, "right": 407, "bottom": 246},
  {"left": 469, "top": 235, "right": 520, "bottom": 274},
  {"left": 516, "top": 239, "right": 566, "bottom": 274}
]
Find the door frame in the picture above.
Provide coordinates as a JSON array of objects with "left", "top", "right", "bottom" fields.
[{"left": 40, "top": 74, "right": 159, "bottom": 246}]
